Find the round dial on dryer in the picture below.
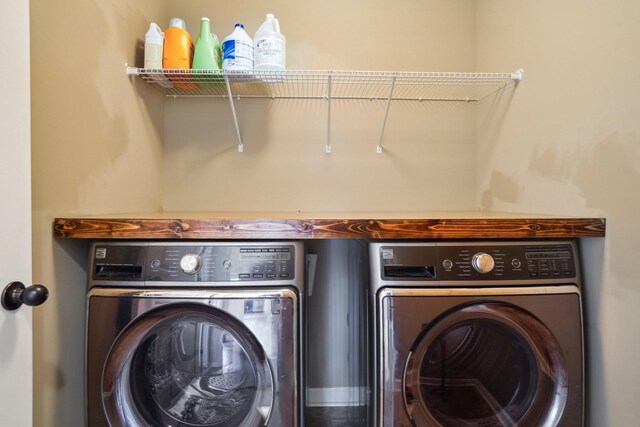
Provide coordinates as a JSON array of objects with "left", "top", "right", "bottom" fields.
[
  {"left": 471, "top": 252, "right": 495, "bottom": 274},
  {"left": 180, "top": 253, "right": 202, "bottom": 274}
]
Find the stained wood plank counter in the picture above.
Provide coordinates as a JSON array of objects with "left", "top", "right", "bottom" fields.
[{"left": 53, "top": 212, "right": 605, "bottom": 240}]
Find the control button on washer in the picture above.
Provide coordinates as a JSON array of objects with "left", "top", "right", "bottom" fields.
[
  {"left": 239, "top": 273, "right": 251, "bottom": 279},
  {"left": 151, "top": 259, "right": 161, "bottom": 269},
  {"left": 253, "top": 274, "right": 264, "bottom": 278},
  {"left": 279, "top": 273, "right": 290, "bottom": 278},
  {"left": 222, "top": 259, "right": 232, "bottom": 270},
  {"left": 442, "top": 259, "right": 454, "bottom": 270},
  {"left": 511, "top": 258, "right": 522, "bottom": 269},
  {"left": 179, "top": 253, "right": 202, "bottom": 274}
]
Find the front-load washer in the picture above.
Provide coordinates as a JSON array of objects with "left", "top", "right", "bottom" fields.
[
  {"left": 86, "top": 241, "right": 304, "bottom": 427},
  {"left": 370, "top": 240, "right": 584, "bottom": 427}
]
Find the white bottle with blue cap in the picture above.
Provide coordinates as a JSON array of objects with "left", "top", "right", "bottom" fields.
[{"left": 222, "top": 23, "right": 254, "bottom": 71}]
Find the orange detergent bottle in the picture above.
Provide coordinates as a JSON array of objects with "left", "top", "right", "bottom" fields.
[{"left": 163, "top": 18, "right": 195, "bottom": 89}]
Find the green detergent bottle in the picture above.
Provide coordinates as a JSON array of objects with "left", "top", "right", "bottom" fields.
[{"left": 192, "top": 17, "right": 223, "bottom": 88}]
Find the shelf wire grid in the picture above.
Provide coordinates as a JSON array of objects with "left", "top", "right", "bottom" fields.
[{"left": 132, "top": 69, "right": 520, "bottom": 102}]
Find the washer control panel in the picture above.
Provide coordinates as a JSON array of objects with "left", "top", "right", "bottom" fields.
[
  {"left": 438, "top": 243, "right": 576, "bottom": 281},
  {"left": 91, "top": 243, "right": 296, "bottom": 283},
  {"left": 146, "top": 245, "right": 296, "bottom": 282}
]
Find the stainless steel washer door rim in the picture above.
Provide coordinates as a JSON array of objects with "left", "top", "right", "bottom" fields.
[
  {"left": 102, "top": 303, "right": 274, "bottom": 427},
  {"left": 403, "top": 302, "right": 568, "bottom": 427}
]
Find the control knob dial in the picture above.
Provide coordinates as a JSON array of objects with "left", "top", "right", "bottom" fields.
[
  {"left": 471, "top": 252, "right": 495, "bottom": 274},
  {"left": 180, "top": 253, "right": 202, "bottom": 274}
]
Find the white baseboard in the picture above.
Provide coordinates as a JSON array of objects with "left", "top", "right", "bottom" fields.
[{"left": 306, "top": 386, "right": 367, "bottom": 407}]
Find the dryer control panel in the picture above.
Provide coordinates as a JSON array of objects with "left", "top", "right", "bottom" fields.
[
  {"left": 437, "top": 243, "right": 576, "bottom": 281},
  {"left": 375, "top": 241, "right": 579, "bottom": 286}
]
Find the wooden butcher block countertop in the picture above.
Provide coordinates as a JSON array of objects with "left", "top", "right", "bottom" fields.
[{"left": 54, "top": 212, "right": 605, "bottom": 240}]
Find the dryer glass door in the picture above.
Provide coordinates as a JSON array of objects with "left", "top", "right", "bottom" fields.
[
  {"left": 102, "top": 303, "right": 274, "bottom": 427},
  {"left": 404, "top": 302, "right": 568, "bottom": 427}
]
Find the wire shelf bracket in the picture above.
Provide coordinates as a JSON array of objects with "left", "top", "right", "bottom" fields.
[
  {"left": 377, "top": 74, "right": 397, "bottom": 154},
  {"left": 326, "top": 72, "right": 333, "bottom": 154},
  {"left": 126, "top": 66, "right": 524, "bottom": 154},
  {"left": 223, "top": 74, "right": 243, "bottom": 153}
]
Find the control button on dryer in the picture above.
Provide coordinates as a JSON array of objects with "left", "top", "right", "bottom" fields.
[
  {"left": 471, "top": 252, "right": 495, "bottom": 274},
  {"left": 151, "top": 259, "right": 161, "bottom": 269},
  {"left": 442, "top": 259, "right": 454, "bottom": 270},
  {"left": 511, "top": 258, "right": 522, "bottom": 269},
  {"left": 222, "top": 259, "right": 232, "bottom": 270},
  {"left": 179, "top": 253, "right": 202, "bottom": 274}
]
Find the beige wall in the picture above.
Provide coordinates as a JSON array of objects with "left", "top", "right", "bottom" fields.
[
  {"left": 476, "top": 1, "right": 640, "bottom": 424},
  {"left": 163, "top": 0, "right": 478, "bottom": 212},
  {"left": 30, "top": 0, "right": 637, "bottom": 425},
  {"left": 30, "top": 0, "right": 165, "bottom": 425}
]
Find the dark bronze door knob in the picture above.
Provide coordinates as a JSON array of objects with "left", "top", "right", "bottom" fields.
[{"left": 2, "top": 281, "right": 49, "bottom": 311}]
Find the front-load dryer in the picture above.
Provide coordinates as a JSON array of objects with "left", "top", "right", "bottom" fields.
[
  {"left": 86, "top": 241, "right": 304, "bottom": 427},
  {"left": 370, "top": 241, "right": 584, "bottom": 427}
]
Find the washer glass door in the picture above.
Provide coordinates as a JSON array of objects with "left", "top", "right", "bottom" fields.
[
  {"left": 404, "top": 302, "right": 568, "bottom": 427},
  {"left": 102, "top": 303, "right": 273, "bottom": 427}
]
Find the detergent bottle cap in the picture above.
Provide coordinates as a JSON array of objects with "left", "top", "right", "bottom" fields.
[{"left": 169, "top": 17, "right": 186, "bottom": 30}]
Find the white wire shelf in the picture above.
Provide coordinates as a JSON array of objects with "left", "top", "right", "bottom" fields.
[
  {"left": 127, "top": 67, "right": 522, "bottom": 102},
  {"left": 126, "top": 66, "right": 523, "bottom": 153}
]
